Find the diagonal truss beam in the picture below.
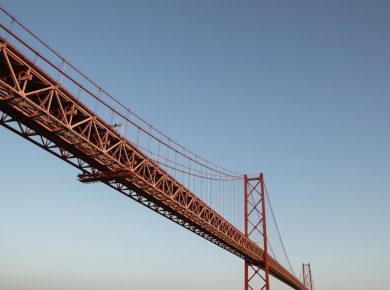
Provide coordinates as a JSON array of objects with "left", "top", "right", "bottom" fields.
[{"left": 0, "top": 35, "right": 307, "bottom": 290}]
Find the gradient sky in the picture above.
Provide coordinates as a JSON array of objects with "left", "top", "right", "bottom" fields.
[{"left": 0, "top": 1, "right": 389, "bottom": 290}]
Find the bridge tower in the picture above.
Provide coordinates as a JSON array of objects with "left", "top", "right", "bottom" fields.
[
  {"left": 244, "top": 173, "right": 270, "bottom": 290},
  {"left": 302, "top": 263, "right": 314, "bottom": 290}
]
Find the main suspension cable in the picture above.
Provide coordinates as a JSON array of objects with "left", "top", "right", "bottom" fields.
[
  {"left": 0, "top": 6, "right": 244, "bottom": 178},
  {"left": 0, "top": 21, "right": 242, "bottom": 178},
  {"left": 264, "top": 183, "right": 297, "bottom": 277}
]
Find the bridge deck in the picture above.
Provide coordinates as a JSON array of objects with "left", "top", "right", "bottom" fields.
[{"left": 0, "top": 36, "right": 306, "bottom": 290}]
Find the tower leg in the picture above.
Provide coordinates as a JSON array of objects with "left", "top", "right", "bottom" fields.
[
  {"left": 244, "top": 173, "right": 270, "bottom": 290},
  {"left": 302, "top": 263, "right": 314, "bottom": 290}
]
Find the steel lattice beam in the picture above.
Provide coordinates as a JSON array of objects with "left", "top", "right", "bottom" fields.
[
  {"left": 302, "top": 263, "right": 314, "bottom": 290},
  {"left": 244, "top": 174, "right": 270, "bottom": 290},
  {"left": 0, "top": 36, "right": 307, "bottom": 290}
]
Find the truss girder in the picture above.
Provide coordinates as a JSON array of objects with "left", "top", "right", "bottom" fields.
[{"left": 0, "top": 37, "right": 306, "bottom": 290}]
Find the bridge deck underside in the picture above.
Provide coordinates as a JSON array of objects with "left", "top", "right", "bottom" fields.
[{"left": 0, "top": 37, "right": 306, "bottom": 290}]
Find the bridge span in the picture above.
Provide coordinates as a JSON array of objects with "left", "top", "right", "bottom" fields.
[{"left": 0, "top": 7, "right": 313, "bottom": 290}]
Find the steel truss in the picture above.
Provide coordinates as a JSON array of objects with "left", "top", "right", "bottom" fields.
[
  {"left": 244, "top": 174, "right": 270, "bottom": 290},
  {"left": 302, "top": 263, "right": 313, "bottom": 290},
  {"left": 0, "top": 35, "right": 306, "bottom": 290}
]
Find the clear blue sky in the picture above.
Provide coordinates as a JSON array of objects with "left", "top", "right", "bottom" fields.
[{"left": 0, "top": 1, "right": 389, "bottom": 289}]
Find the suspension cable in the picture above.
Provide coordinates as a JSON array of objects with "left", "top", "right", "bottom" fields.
[
  {"left": 0, "top": 6, "right": 244, "bottom": 178},
  {"left": 0, "top": 21, "right": 242, "bottom": 178},
  {"left": 136, "top": 143, "right": 240, "bottom": 181},
  {"left": 264, "top": 183, "right": 296, "bottom": 276}
]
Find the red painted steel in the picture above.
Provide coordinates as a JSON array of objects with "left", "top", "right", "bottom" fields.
[
  {"left": 0, "top": 6, "right": 244, "bottom": 178},
  {"left": 244, "top": 174, "right": 270, "bottom": 290},
  {"left": 302, "top": 263, "right": 314, "bottom": 290},
  {"left": 0, "top": 17, "right": 310, "bottom": 290},
  {"left": 244, "top": 175, "right": 249, "bottom": 290},
  {"left": 260, "top": 173, "right": 270, "bottom": 290}
]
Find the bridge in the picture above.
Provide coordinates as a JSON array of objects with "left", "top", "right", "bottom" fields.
[{"left": 0, "top": 7, "right": 314, "bottom": 290}]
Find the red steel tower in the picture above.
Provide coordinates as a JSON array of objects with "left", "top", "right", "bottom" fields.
[
  {"left": 302, "top": 263, "right": 313, "bottom": 290},
  {"left": 244, "top": 173, "right": 270, "bottom": 290}
]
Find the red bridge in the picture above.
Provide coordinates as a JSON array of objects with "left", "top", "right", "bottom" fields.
[{"left": 0, "top": 7, "right": 314, "bottom": 290}]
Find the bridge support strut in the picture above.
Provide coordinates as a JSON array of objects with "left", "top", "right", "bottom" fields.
[
  {"left": 302, "top": 263, "right": 313, "bottom": 290},
  {"left": 244, "top": 173, "right": 270, "bottom": 290}
]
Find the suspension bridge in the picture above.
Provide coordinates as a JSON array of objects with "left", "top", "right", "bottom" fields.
[{"left": 0, "top": 7, "right": 314, "bottom": 290}]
